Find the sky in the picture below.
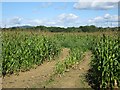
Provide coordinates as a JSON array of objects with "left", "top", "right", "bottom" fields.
[{"left": 1, "top": 0, "right": 119, "bottom": 28}]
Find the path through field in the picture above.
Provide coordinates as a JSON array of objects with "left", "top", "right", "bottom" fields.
[
  {"left": 2, "top": 49, "right": 92, "bottom": 88},
  {"left": 2, "top": 48, "right": 70, "bottom": 88},
  {"left": 45, "top": 51, "right": 92, "bottom": 88}
]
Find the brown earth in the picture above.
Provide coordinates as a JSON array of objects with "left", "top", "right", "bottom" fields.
[
  {"left": 45, "top": 51, "right": 92, "bottom": 88},
  {"left": 2, "top": 49, "right": 92, "bottom": 88},
  {"left": 2, "top": 48, "right": 70, "bottom": 88},
  {"left": 0, "top": 78, "right": 2, "bottom": 89}
]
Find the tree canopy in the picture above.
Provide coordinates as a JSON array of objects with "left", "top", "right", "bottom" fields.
[{"left": 2, "top": 25, "right": 119, "bottom": 32}]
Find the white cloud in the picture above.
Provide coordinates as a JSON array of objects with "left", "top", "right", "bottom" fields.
[
  {"left": 88, "top": 16, "right": 104, "bottom": 23},
  {"left": 26, "top": 13, "right": 79, "bottom": 27},
  {"left": 1, "top": 17, "right": 23, "bottom": 27},
  {"left": 104, "top": 14, "right": 111, "bottom": 19},
  {"left": 104, "top": 14, "right": 118, "bottom": 22},
  {"left": 4, "top": 13, "right": 119, "bottom": 28},
  {"left": 1, "top": 13, "right": 80, "bottom": 28},
  {"left": 28, "top": 19, "right": 57, "bottom": 26},
  {"left": 88, "top": 14, "right": 119, "bottom": 27},
  {"left": 28, "top": 19, "right": 45, "bottom": 25},
  {"left": 89, "top": 14, "right": 119, "bottom": 23},
  {"left": 94, "top": 16, "right": 104, "bottom": 22},
  {"left": 73, "top": 0, "right": 119, "bottom": 10},
  {"left": 58, "top": 13, "right": 79, "bottom": 21},
  {"left": 9, "top": 17, "right": 22, "bottom": 25},
  {"left": 55, "top": 13, "right": 79, "bottom": 27}
]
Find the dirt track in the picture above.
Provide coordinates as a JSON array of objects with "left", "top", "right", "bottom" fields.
[
  {"left": 2, "top": 49, "right": 92, "bottom": 88},
  {"left": 2, "top": 48, "right": 70, "bottom": 88},
  {"left": 45, "top": 51, "right": 92, "bottom": 88}
]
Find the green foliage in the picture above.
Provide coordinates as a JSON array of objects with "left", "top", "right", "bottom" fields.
[
  {"left": 2, "top": 31, "right": 94, "bottom": 76},
  {"left": 55, "top": 61, "right": 66, "bottom": 74},
  {"left": 2, "top": 25, "right": 119, "bottom": 32},
  {"left": 2, "top": 32, "right": 61, "bottom": 75},
  {"left": 53, "top": 34, "right": 93, "bottom": 49},
  {"left": 91, "top": 34, "right": 120, "bottom": 88},
  {"left": 55, "top": 48, "right": 84, "bottom": 74},
  {"left": 2, "top": 30, "right": 119, "bottom": 90},
  {"left": 54, "top": 34, "right": 94, "bottom": 74}
]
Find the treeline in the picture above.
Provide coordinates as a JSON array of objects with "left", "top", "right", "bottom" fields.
[{"left": 1, "top": 25, "right": 119, "bottom": 32}]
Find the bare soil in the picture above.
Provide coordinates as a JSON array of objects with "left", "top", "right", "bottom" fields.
[
  {"left": 0, "top": 78, "right": 2, "bottom": 89},
  {"left": 2, "top": 48, "right": 70, "bottom": 88},
  {"left": 2, "top": 49, "right": 92, "bottom": 88},
  {"left": 45, "top": 51, "right": 92, "bottom": 88}
]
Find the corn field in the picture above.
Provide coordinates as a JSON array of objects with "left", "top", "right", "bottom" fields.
[
  {"left": 1, "top": 31, "right": 120, "bottom": 89},
  {"left": 2, "top": 32, "right": 61, "bottom": 75},
  {"left": 55, "top": 48, "right": 84, "bottom": 74},
  {"left": 91, "top": 34, "right": 120, "bottom": 89}
]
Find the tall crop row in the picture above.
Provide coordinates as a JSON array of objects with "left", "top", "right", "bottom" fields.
[
  {"left": 54, "top": 34, "right": 93, "bottom": 50},
  {"left": 55, "top": 34, "right": 93, "bottom": 74},
  {"left": 2, "top": 32, "right": 61, "bottom": 75},
  {"left": 55, "top": 48, "right": 85, "bottom": 74},
  {"left": 91, "top": 34, "right": 120, "bottom": 89}
]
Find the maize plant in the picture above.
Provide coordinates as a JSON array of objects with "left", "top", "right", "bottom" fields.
[
  {"left": 55, "top": 47, "right": 85, "bottom": 74},
  {"left": 2, "top": 31, "right": 61, "bottom": 76},
  {"left": 54, "top": 34, "right": 94, "bottom": 75},
  {"left": 91, "top": 34, "right": 120, "bottom": 89}
]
